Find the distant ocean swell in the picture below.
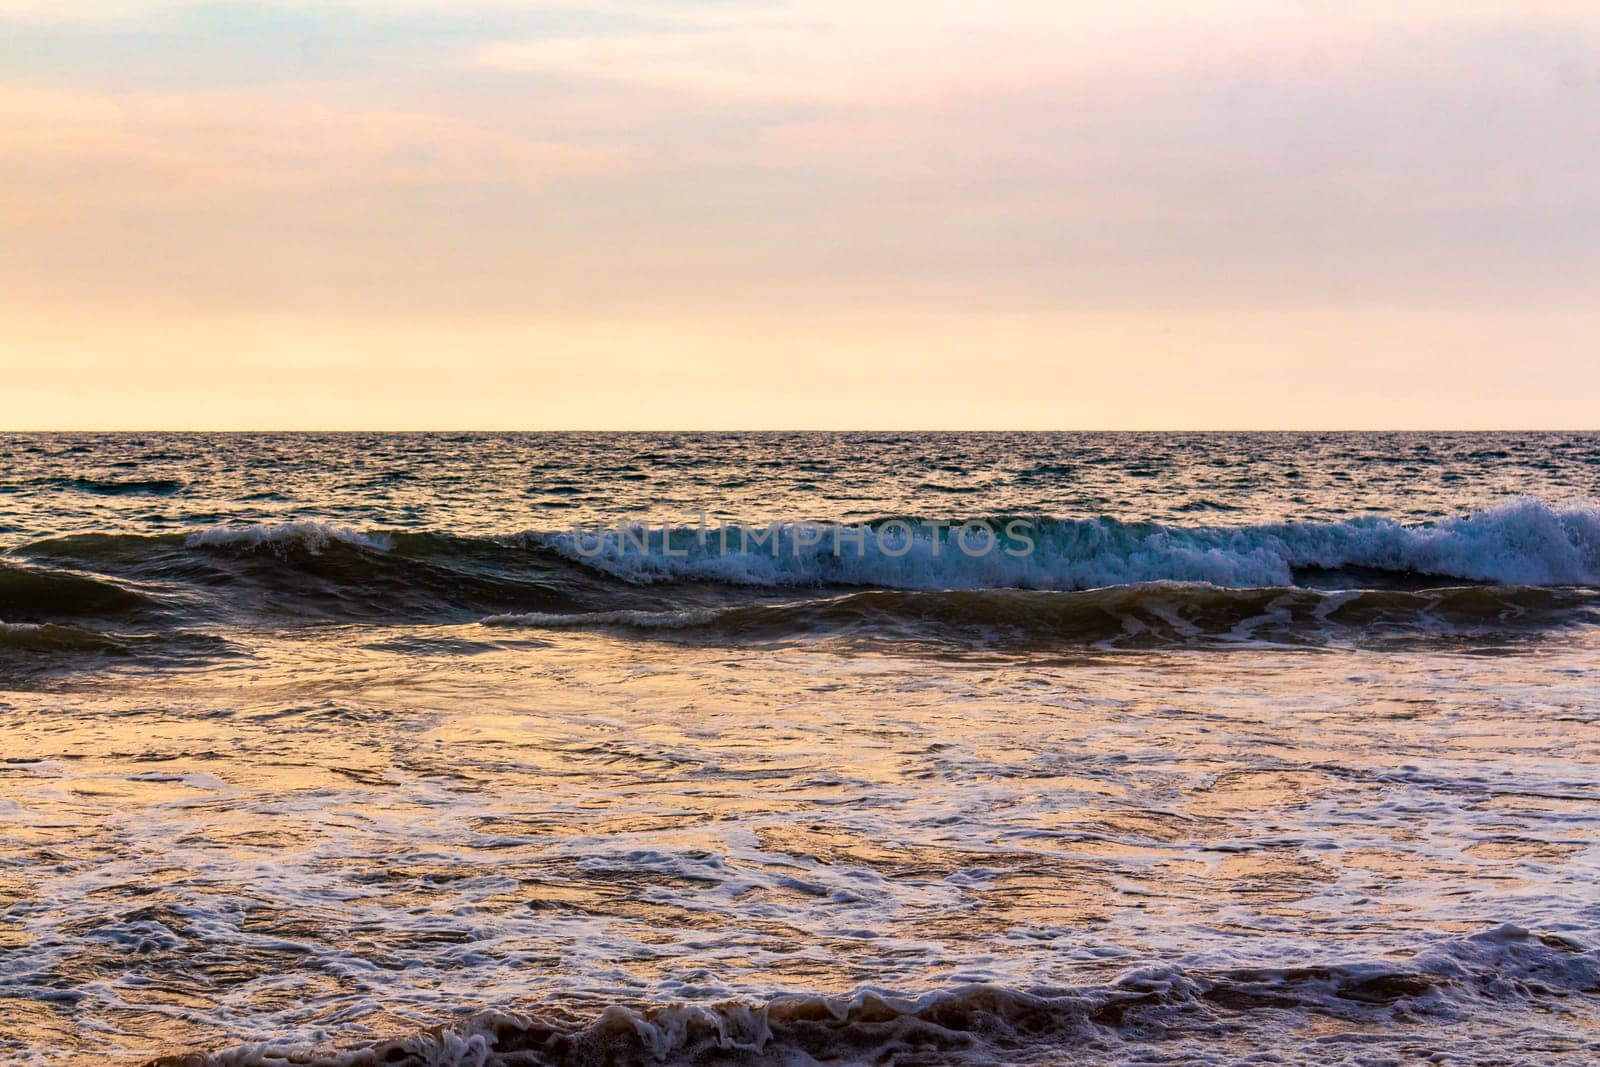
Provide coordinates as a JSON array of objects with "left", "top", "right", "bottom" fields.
[
  {"left": 3, "top": 500, "right": 1597, "bottom": 653},
  {"left": 145, "top": 925, "right": 1598, "bottom": 1067}
]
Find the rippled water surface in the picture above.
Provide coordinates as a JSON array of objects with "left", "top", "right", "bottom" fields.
[{"left": 1, "top": 433, "right": 1597, "bottom": 1065}]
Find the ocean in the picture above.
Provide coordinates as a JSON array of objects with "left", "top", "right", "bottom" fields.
[{"left": 1, "top": 432, "right": 1597, "bottom": 1065}]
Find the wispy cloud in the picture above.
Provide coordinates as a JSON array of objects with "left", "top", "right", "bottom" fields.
[
  {"left": 2, "top": 86, "right": 637, "bottom": 185},
  {"left": 4, "top": 1, "right": 1599, "bottom": 425}
]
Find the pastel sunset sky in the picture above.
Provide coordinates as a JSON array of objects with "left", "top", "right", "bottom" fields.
[{"left": 2, "top": 1, "right": 1597, "bottom": 428}]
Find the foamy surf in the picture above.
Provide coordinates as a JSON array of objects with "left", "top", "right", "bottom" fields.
[
  {"left": 4, "top": 433, "right": 1599, "bottom": 1066},
  {"left": 146, "top": 927, "right": 1599, "bottom": 1067},
  {"left": 535, "top": 499, "right": 1600, "bottom": 590},
  {"left": 184, "top": 522, "right": 394, "bottom": 553}
]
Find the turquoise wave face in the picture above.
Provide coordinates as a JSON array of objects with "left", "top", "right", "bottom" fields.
[
  {"left": 3, "top": 499, "right": 1598, "bottom": 663},
  {"left": 536, "top": 499, "right": 1600, "bottom": 589}
]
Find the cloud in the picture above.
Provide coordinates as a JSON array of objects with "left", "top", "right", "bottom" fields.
[
  {"left": 471, "top": 0, "right": 1600, "bottom": 108},
  {"left": 4, "top": 0, "right": 1600, "bottom": 429},
  {"left": 471, "top": 4, "right": 1112, "bottom": 106},
  {"left": 1, "top": 86, "right": 640, "bottom": 220}
]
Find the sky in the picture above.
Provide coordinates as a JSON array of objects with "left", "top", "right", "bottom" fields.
[{"left": 2, "top": 0, "right": 1598, "bottom": 429}]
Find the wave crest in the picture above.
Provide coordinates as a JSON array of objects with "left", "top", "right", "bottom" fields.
[
  {"left": 184, "top": 522, "right": 393, "bottom": 553},
  {"left": 535, "top": 499, "right": 1600, "bottom": 590},
  {"left": 8, "top": 501, "right": 1598, "bottom": 641}
]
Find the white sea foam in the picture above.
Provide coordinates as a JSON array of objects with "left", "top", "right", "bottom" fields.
[
  {"left": 153, "top": 927, "right": 1600, "bottom": 1067},
  {"left": 9, "top": 622, "right": 1599, "bottom": 1064},
  {"left": 534, "top": 499, "right": 1600, "bottom": 590},
  {"left": 184, "top": 521, "right": 393, "bottom": 553}
]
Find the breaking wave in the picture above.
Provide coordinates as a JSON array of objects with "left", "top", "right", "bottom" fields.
[
  {"left": 182, "top": 521, "right": 394, "bottom": 552},
  {"left": 536, "top": 499, "right": 1600, "bottom": 590},
  {"left": 4, "top": 500, "right": 1598, "bottom": 644}
]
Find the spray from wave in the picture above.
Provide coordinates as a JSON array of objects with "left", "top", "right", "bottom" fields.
[
  {"left": 534, "top": 499, "right": 1600, "bottom": 590},
  {"left": 182, "top": 521, "right": 394, "bottom": 553}
]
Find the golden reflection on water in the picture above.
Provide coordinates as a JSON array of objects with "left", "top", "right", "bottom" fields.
[{"left": 1, "top": 626, "right": 1598, "bottom": 1060}]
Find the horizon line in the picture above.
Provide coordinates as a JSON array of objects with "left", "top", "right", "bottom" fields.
[{"left": 2, "top": 428, "right": 1596, "bottom": 435}]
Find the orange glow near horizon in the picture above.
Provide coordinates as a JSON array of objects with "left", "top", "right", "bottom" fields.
[{"left": 3, "top": 1, "right": 1598, "bottom": 429}]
